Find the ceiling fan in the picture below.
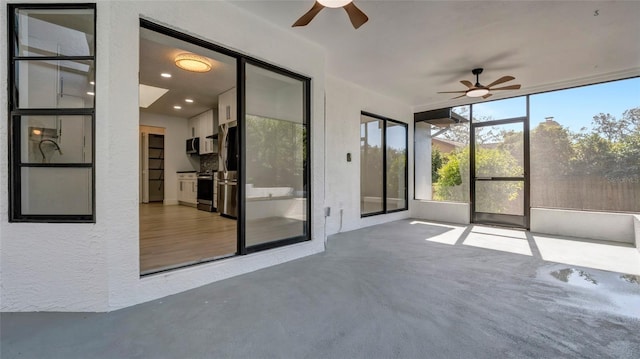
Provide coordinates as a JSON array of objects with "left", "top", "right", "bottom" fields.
[
  {"left": 292, "top": 0, "right": 369, "bottom": 29},
  {"left": 438, "top": 68, "right": 521, "bottom": 99}
]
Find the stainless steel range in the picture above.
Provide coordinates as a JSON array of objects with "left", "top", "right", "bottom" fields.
[{"left": 196, "top": 172, "right": 217, "bottom": 212}]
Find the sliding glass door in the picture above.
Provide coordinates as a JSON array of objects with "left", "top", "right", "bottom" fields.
[{"left": 242, "top": 62, "right": 311, "bottom": 252}]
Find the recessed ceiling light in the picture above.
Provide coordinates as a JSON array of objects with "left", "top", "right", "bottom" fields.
[
  {"left": 185, "top": 99, "right": 194, "bottom": 103},
  {"left": 90, "top": 81, "right": 95, "bottom": 85},
  {"left": 87, "top": 91, "right": 95, "bottom": 96},
  {"left": 161, "top": 73, "right": 172, "bottom": 78},
  {"left": 174, "top": 105, "right": 182, "bottom": 110}
]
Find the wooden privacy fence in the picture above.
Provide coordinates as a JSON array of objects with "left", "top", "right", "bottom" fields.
[{"left": 531, "top": 176, "right": 640, "bottom": 212}]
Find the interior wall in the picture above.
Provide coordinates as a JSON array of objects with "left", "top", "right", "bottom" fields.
[
  {"left": 139, "top": 112, "right": 194, "bottom": 204},
  {"left": 1, "top": 0, "right": 326, "bottom": 312},
  {"left": 324, "top": 75, "right": 413, "bottom": 236}
]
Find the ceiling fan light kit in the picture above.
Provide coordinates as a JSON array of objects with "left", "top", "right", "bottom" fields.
[
  {"left": 466, "top": 87, "right": 489, "bottom": 98},
  {"left": 437, "top": 67, "right": 521, "bottom": 100},
  {"left": 174, "top": 53, "right": 212, "bottom": 73},
  {"left": 318, "top": 0, "right": 351, "bottom": 8},
  {"left": 293, "top": 0, "right": 369, "bottom": 29}
]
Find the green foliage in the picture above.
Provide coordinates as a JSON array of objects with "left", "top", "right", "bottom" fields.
[
  {"left": 246, "top": 115, "right": 305, "bottom": 189},
  {"left": 431, "top": 148, "right": 444, "bottom": 183}
]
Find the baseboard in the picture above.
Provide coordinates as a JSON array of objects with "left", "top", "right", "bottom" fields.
[{"left": 164, "top": 199, "right": 179, "bottom": 205}]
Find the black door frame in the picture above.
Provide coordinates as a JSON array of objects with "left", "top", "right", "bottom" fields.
[{"left": 469, "top": 100, "right": 530, "bottom": 228}]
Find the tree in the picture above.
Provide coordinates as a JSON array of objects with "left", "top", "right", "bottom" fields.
[{"left": 431, "top": 148, "right": 444, "bottom": 183}]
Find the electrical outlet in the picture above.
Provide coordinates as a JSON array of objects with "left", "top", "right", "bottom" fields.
[{"left": 324, "top": 207, "right": 331, "bottom": 217}]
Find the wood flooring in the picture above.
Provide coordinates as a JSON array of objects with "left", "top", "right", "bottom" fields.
[
  {"left": 139, "top": 203, "right": 237, "bottom": 274},
  {"left": 140, "top": 203, "right": 308, "bottom": 275}
]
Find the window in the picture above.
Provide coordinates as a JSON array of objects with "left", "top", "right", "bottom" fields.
[
  {"left": 414, "top": 106, "right": 470, "bottom": 202},
  {"left": 530, "top": 77, "right": 640, "bottom": 213},
  {"left": 8, "top": 4, "right": 96, "bottom": 222},
  {"left": 360, "top": 112, "right": 408, "bottom": 216}
]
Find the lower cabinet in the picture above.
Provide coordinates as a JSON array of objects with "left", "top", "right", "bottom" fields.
[{"left": 177, "top": 173, "right": 197, "bottom": 206}]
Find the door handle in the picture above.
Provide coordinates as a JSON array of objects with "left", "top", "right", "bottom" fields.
[{"left": 476, "top": 177, "right": 492, "bottom": 180}]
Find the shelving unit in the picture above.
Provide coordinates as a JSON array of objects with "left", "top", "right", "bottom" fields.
[{"left": 148, "top": 134, "right": 164, "bottom": 202}]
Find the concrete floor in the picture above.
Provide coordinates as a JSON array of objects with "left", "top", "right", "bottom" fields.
[{"left": 2, "top": 219, "right": 639, "bottom": 358}]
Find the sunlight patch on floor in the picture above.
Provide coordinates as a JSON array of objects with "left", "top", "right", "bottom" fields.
[
  {"left": 410, "top": 220, "right": 466, "bottom": 245},
  {"left": 534, "top": 235, "right": 640, "bottom": 275},
  {"left": 463, "top": 225, "right": 533, "bottom": 256}
]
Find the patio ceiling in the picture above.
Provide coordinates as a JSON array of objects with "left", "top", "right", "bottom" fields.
[{"left": 229, "top": 0, "right": 640, "bottom": 111}]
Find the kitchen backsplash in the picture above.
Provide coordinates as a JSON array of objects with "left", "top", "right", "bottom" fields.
[{"left": 200, "top": 153, "right": 218, "bottom": 173}]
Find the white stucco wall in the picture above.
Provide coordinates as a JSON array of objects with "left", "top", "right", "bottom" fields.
[
  {"left": 1, "top": 0, "right": 327, "bottom": 312},
  {"left": 530, "top": 208, "right": 636, "bottom": 244},
  {"left": 324, "top": 75, "right": 413, "bottom": 236},
  {"left": 410, "top": 200, "right": 471, "bottom": 225}
]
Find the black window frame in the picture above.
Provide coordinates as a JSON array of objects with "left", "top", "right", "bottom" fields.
[
  {"left": 7, "top": 3, "right": 97, "bottom": 223},
  {"left": 360, "top": 111, "right": 409, "bottom": 217}
]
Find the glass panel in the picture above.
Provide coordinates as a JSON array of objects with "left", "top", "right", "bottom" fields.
[
  {"left": 360, "top": 115, "right": 384, "bottom": 215},
  {"left": 472, "top": 96, "right": 526, "bottom": 122},
  {"left": 15, "top": 8, "right": 95, "bottom": 57},
  {"left": 386, "top": 122, "right": 407, "bottom": 210},
  {"left": 20, "top": 116, "right": 92, "bottom": 163},
  {"left": 475, "top": 123, "right": 524, "bottom": 177},
  {"left": 245, "top": 64, "right": 307, "bottom": 247},
  {"left": 21, "top": 167, "right": 92, "bottom": 215},
  {"left": 16, "top": 60, "right": 95, "bottom": 108},
  {"left": 475, "top": 180, "right": 524, "bottom": 215},
  {"left": 430, "top": 106, "right": 470, "bottom": 202},
  {"left": 530, "top": 77, "right": 640, "bottom": 212}
]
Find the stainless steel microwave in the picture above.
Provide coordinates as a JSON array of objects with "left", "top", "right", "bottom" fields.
[{"left": 186, "top": 137, "right": 199, "bottom": 154}]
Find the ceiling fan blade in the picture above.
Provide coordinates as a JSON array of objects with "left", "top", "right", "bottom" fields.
[
  {"left": 490, "top": 84, "right": 522, "bottom": 91},
  {"left": 451, "top": 94, "right": 467, "bottom": 99},
  {"left": 482, "top": 93, "right": 493, "bottom": 99},
  {"left": 486, "top": 75, "right": 515, "bottom": 88},
  {"left": 343, "top": 2, "right": 369, "bottom": 29},
  {"left": 437, "top": 90, "right": 467, "bottom": 94},
  {"left": 292, "top": 1, "right": 325, "bottom": 27},
  {"left": 460, "top": 80, "right": 474, "bottom": 89}
]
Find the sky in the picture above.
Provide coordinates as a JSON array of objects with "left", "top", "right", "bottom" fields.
[
  {"left": 365, "top": 77, "right": 639, "bottom": 149},
  {"left": 472, "top": 77, "right": 640, "bottom": 132}
]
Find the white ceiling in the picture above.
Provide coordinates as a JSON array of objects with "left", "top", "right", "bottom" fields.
[
  {"left": 229, "top": 0, "right": 640, "bottom": 111},
  {"left": 139, "top": 28, "right": 237, "bottom": 119}
]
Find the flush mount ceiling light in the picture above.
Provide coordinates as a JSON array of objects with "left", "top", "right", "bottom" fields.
[
  {"left": 173, "top": 105, "right": 182, "bottom": 110},
  {"left": 185, "top": 98, "right": 194, "bottom": 103},
  {"left": 174, "top": 53, "right": 212, "bottom": 73},
  {"left": 161, "top": 73, "right": 172, "bottom": 78}
]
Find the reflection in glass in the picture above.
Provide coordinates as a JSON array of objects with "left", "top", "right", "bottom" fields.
[
  {"left": 360, "top": 115, "right": 384, "bottom": 215},
  {"left": 475, "top": 180, "right": 524, "bottom": 215},
  {"left": 15, "top": 8, "right": 95, "bottom": 57},
  {"left": 386, "top": 122, "right": 407, "bottom": 210},
  {"left": 21, "top": 116, "right": 92, "bottom": 164},
  {"left": 21, "top": 167, "right": 92, "bottom": 215},
  {"left": 16, "top": 60, "right": 95, "bottom": 109},
  {"left": 245, "top": 64, "right": 307, "bottom": 247}
]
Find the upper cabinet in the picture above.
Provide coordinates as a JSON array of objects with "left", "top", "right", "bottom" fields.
[
  {"left": 218, "top": 87, "right": 237, "bottom": 126},
  {"left": 189, "top": 109, "right": 217, "bottom": 155}
]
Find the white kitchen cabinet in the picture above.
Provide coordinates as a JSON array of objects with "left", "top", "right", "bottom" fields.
[
  {"left": 218, "top": 87, "right": 236, "bottom": 126},
  {"left": 177, "top": 173, "right": 197, "bottom": 206},
  {"left": 188, "top": 109, "right": 218, "bottom": 155},
  {"left": 187, "top": 116, "right": 199, "bottom": 139}
]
